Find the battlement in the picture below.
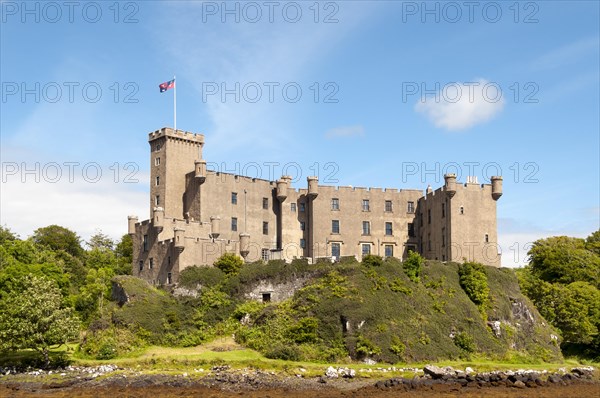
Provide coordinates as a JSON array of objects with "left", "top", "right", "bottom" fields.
[{"left": 148, "top": 127, "right": 205, "bottom": 144}]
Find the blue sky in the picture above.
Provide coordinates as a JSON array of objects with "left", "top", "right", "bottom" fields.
[{"left": 1, "top": 1, "right": 598, "bottom": 266}]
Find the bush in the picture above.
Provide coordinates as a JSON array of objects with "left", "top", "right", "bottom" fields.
[
  {"left": 403, "top": 251, "right": 423, "bottom": 282},
  {"left": 264, "top": 343, "right": 301, "bottom": 361},
  {"left": 179, "top": 266, "right": 225, "bottom": 288},
  {"left": 453, "top": 331, "right": 475, "bottom": 353},
  {"left": 458, "top": 262, "right": 490, "bottom": 315},
  {"left": 362, "top": 254, "right": 383, "bottom": 267},
  {"left": 214, "top": 253, "right": 244, "bottom": 275}
]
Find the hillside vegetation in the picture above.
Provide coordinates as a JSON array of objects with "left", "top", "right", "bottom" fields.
[
  {"left": 3, "top": 225, "right": 598, "bottom": 367},
  {"left": 98, "top": 256, "right": 561, "bottom": 363}
]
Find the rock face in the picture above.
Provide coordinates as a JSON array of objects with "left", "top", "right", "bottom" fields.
[
  {"left": 244, "top": 277, "right": 310, "bottom": 303},
  {"left": 111, "top": 281, "right": 129, "bottom": 306}
]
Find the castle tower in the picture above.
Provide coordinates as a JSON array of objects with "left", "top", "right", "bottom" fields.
[{"left": 148, "top": 127, "right": 205, "bottom": 219}]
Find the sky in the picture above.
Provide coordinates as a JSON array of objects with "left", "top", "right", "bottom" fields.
[{"left": 1, "top": 0, "right": 599, "bottom": 267}]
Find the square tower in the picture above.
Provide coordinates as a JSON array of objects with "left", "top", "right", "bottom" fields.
[{"left": 148, "top": 127, "right": 204, "bottom": 219}]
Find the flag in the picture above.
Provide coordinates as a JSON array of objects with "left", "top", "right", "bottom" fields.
[{"left": 159, "top": 79, "right": 175, "bottom": 93}]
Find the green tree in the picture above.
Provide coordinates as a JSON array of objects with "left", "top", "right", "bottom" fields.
[
  {"left": 458, "top": 262, "right": 490, "bottom": 316},
  {"left": 76, "top": 267, "right": 115, "bottom": 321},
  {"left": 0, "top": 275, "right": 79, "bottom": 367},
  {"left": 114, "top": 234, "right": 133, "bottom": 275},
  {"left": 214, "top": 253, "right": 244, "bottom": 275},
  {"left": 403, "top": 250, "right": 423, "bottom": 282},
  {"left": 528, "top": 235, "right": 600, "bottom": 287},
  {"left": 32, "top": 225, "right": 84, "bottom": 258},
  {"left": 87, "top": 230, "right": 114, "bottom": 251},
  {"left": 0, "top": 225, "right": 18, "bottom": 245}
]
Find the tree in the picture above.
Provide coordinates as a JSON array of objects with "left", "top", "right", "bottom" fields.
[
  {"left": 87, "top": 230, "right": 114, "bottom": 251},
  {"left": 403, "top": 250, "right": 423, "bottom": 282},
  {"left": 458, "top": 262, "right": 490, "bottom": 315},
  {"left": 0, "top": 225, "right": 17, "bottom": 245},
  {"left": 32, "top": 225, "right": 84, "bottom": 258},
  {"left": 528, "top": 235, "right": 600, "bottom": 288},
  {"left": 0, "top": 275, "right": 79, "bottom": 367},
  {"left": 213, "top": 253, "right": 244, "bottom": 275},
  {"left": 114, "top": 234, "right": 133, "bottom": 275}
]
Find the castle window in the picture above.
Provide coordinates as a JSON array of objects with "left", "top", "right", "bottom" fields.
[
  {"left": 143, "top": 234, "right": 148, "bottom": 251},
  {"left": 300, "top": 221, "right": 305, "bottom": 231},
  {"left": 362, "top": 221, "right": 371, "bottom": 235},
  {"left": 149, "top": 258, "right": 154, "bottom": 269},
  {"left": 331, "top": 198, "right": 339, "bottom": 210},
  {"left": 262, "top": 197, "right": 269, "bottom": 209},
  {"left": 419, "top": 212, "right": 423, "bottom": 227},
  {"left": 291, "top": 203, "right": 296, "bottom": 212},
  {"left": 139, "top": 260, "right": 143, "bottom": 271},
  {"left": 442, "top": 203, "right": 445, "bottom": 218},
  {"left": 155, "top": 142, "right": 161, "bottom": 151},
  {"left": 362, "top": 199, "right": 370, "bottom": 211},
  {"left": 262, "top": 293, "right": 271, "bottom": 302},
  {"left": 428, "top": 209, "right": 431, "bottom": 224},
  {"left": 362, "top": 244, "right": 371, "bottom": 255},
  {"left": 407, "top": 244, "right": 417, "bottom": 255},
  {"left": 300, "top": 239, "right": 306, "bottom": 248},
  {"left": 155, "top": 195, "right": 160, "bottom": 206},
  {"left": 167, "top": 272, "right": 172, "bottom": 284},
  {"left": 385, "top": 222, "right": 393, "bottom": 236},
  {"left": 263, "top": 221, "right": 269, "bottom": 235},
  {"left": 299, "top": 203, "right": 305, "bottom": 212},
  {"left": 460, "top": 206, "right": 464, "bottom": 215},
  {"left": 442, "top": 228, "right": 446, "bottom": 247},
  {"left": 407, "top": 201, "right": 415, "bottom": 213},
  {"left": 261, "top": 248, "right": 269, "bottom": 261},
  {"left": 155, "top": 176, "right": 160, "bottom": 186},
  {"left": 231, "top": 192, "right": 238, "bottom": 205},
  {"left": 385, "top": 200, "right": 393, "bottom": 212},
  {"left": 385, "top": 245, "right": 393, "bottom": 257},
  {"left": 155, "top": 157, "right": 160, "bottom": 166},
  {"left": 231, "top": 217, "right": 238, "bottom": 232},
  {"left": 331, "top": 242, "right": 341, "bottom": 259},
  {"left": 408, "top": 223, "right": 415, "bottom": 237},
  {"left": 485, "top": 234, "right": 489, "bottom": 243},
  {"left": 332, "top": 220, "right": 340, "bottom": 234}
]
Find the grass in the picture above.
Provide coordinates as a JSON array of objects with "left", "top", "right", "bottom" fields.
[{"left": 3, "top": 339, "right": 599, "bottom": 382}]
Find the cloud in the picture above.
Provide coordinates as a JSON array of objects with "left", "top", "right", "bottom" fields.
[
  {"left": 325, "top": 125, "right": 365, "bottom": 139},
  {"left": 530, "top": 36, "right": 600, "bottom": 71},
  {"left": 415, "top": 79, "right": 505, "bottom": 131},
  {"left": 0, "top": 172, "right": 149, "bottom": 244}
]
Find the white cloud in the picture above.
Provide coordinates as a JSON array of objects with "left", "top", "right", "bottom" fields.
[
  {"left": 415, "top": 79, "right": 505, "bottom": 131},
  {"left": 325, "top": 125, "right": 364, "bottom": 139},
  {"left": 0, "top": 173, "right": 149, "bottom": 244}
]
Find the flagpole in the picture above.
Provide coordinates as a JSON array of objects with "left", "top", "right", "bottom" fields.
[{"left": 173, "top": 75, "right": 177, "bottom": 131}]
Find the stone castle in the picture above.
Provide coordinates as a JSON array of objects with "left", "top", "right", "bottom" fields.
[{"left": 129, "top": 127, "right": 502, "bottom": 285}]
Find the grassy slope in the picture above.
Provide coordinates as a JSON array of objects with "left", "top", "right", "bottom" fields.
[{"left": 98, "top": 260, "right": 562, "bottom": 364}]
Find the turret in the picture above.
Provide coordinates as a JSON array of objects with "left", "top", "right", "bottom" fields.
[
  {"left": 307, "top": 176, "right": 319, "bottom": 198},
  {"left": 153, "top": 207, "right": 164, "bottom": 231},
  {"left": 426, "top": 185, "right": 433, "bottom": 194},
  {"left": 195, "top": 160, "right": 206, "bottom": 183},
  {"left": 210, "top": 216, "right": 221, "bottom": 239},
  {"left": 174, "top": 228, "right": 185, "bottom": 251},
  {"left": 239, "top": 233, "right": 250, "bottom": 259},
  {"left": 276, "top": 176, "right": 291, "bottom": 202},
  {"left": 127, "top": 216, "right": 138, "bottom": 235},
  {"left": 491, "top": 176, "right": 503, "bottom": 200},
  {"left": 444, "top": 173, "right": 457, "bottom": 198}
]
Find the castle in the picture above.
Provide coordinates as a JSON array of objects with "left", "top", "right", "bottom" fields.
[{"left": 129, "top": 127, "right": 502, "bottom": 285}]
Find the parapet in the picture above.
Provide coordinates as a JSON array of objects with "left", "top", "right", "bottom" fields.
[{"left": 148, "top": 127, "right": 205, "bottom": 144}]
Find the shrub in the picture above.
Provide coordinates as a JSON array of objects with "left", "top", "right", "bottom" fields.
[
  {"left": 453, "top": 331, "right": 475, "bottom": 353},
  {"left": 214, "top": 253, "right": 244, "bottom": 275},
  {"left": 179, "top": 266, "right": 225, "bottom": 288},
  {"left": 458, "top": 262, "right": 490, "bottom": 315},
  {"left": 390, "top": 336, "right": 406, "bottom": 359},
  {"left": 362, "top": 254, "right": 383, "bottom": 267},
  {"left": 264, "top": 343, "right": 301, "bottom": 361},
  {"left": 287, "top": 317, "right": 319, "bottom": 344},
  {"left": 403, "top": 251, "right": 423, "bottom": 282},
  {"left": 355, "top": 334, "right": 381, "bottom": 358}
]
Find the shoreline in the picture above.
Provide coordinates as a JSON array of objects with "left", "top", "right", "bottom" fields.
[{"left": 2, "top": 364, "right": 598, "bottom": 397}]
